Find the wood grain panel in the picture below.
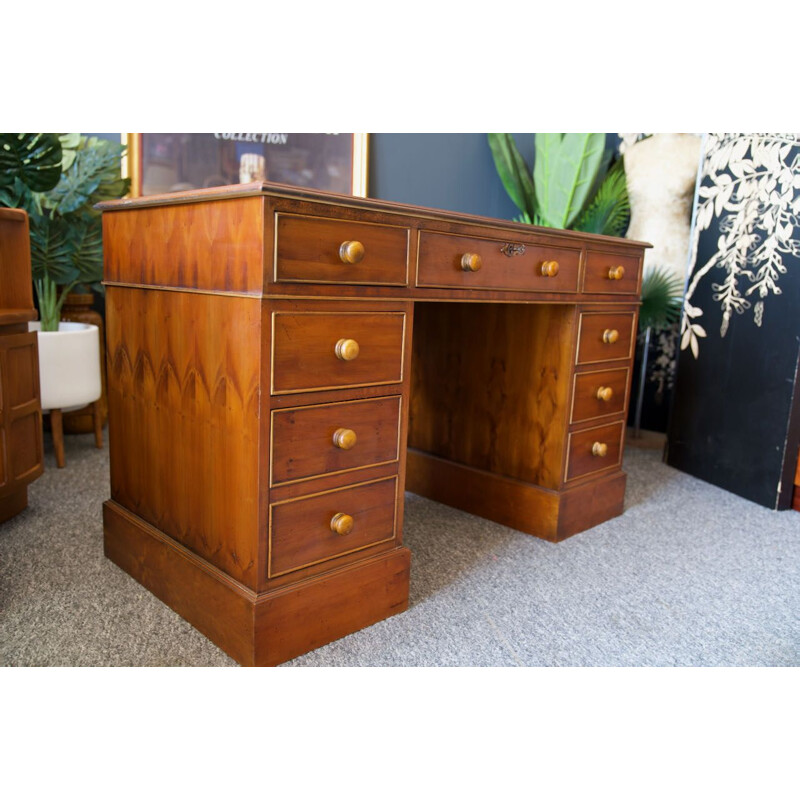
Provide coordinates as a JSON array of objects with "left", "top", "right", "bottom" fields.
[
  {"left": 103, "top": 197, "right": 265, "bottom": 294},
  {"left": 269, "top": 477, "right": 398, "bottom": 577},
  {"left": 417, "top": 231, "right": 581, "bottom": 292},
  {"left": 576, "top": 311, "right": 636, "bottom": 364},
  {"left": 271, "top": 310, "right": 406, "bottom": 394},
  {"left": 566, "top": 421, "right": 625, "bottom": 481},
  {"left": 571, "top": 367, "right": 630, "bottom": 423},
  {"left": 271, "top": 395, "right": 401, "bottom": 485},
  {"left": 105, "top": 286, "right": 262, "bottom": 588},
  {"left": 275, "top": 213, "right": 409, "bottom": 285},
  {"left": 583, "top": 249, "right": 642, "bottom": 294},
  {"left": 409, "top": 302, "right": 575, "bottom": 489}
]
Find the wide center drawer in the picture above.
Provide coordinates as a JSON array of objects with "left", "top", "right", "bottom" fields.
[
  {"left": 417, "top": 231, "right": 581, "bottom": 292},
  {"left": 271, "top": 396, "right": 402, "bottom": 485},
  {"left": 269, "top": 476, "right": 398, "bottom": 577},
  {"left": 576, "top": 312, "right": 636, "bottom": 365},
  {"left": 271, "top": 311, "right": 406, "bottom": 394},
  {"left": 275, "top": 213, "right": 409, "bottom": 286}
]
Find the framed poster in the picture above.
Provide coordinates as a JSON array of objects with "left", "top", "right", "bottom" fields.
[{"left": 123, "top": 133, "right": 368, "bottom": 198}]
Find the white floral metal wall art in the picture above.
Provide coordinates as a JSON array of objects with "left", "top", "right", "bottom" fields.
[{"left": 682, "top": 133, "right": 800, "bottom": 358}]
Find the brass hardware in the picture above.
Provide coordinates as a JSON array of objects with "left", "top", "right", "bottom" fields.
[
  {"left": 461, "top": 253, "right": 482, "bottom": 272},
  {"left": 592, "top": 442, "right": 608, "bottom": 457},
  {"left": 608, "top": 265, "right": 625, "bottom": 280},
  {"left": 500, "top": 243, "right": 526, "bottom": 257},
  {"left": 602, "top": 329, "right": 619, "bottom": 344},
  {"left": 330, "top": 512, "right": 354, "bottom": 536},
  {"left": 596, "top": 386, "right": 613, "bottom": 402},
  {"left": 332, "top": 428, "right": 357, "bottom": 450},
  {"left": 339, "top": 240, "right": 365, "bottom": 264},
  {"left": 334, "top": 338, "right": 360, "bottom": 361},
  {"left": 541, "top": 260, "right": 559, "bottom": 277}
]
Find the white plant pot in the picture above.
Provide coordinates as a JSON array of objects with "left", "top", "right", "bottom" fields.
[{"left": 29, "top": 321, "right": 102, "bottom": 412}]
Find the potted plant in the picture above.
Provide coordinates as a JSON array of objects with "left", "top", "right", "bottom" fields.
[
  {"left": 487, "top": 133, "right": 631, "bottom": 235},
  {"left": 0, "top": 133, "right": 129, "bottom": 466}
]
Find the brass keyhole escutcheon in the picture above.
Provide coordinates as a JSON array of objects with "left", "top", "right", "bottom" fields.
[
  {"left": 339, "top": 240, "right": 365, "bottom": 264},
  {"left": 461, "top": 253, "right": 482, "bottom": 272},
  {"left": 608, "top": 265, "right": 625, "bottom": 280},
  {"left": 602, "top": 329, "right": 619, "bottom": 345},
  {"left": 330, "top": 512, "right": 354, "bottom": 536},
  {"left": 335, "top": 338, "right": 360, "bottom": 361},
  {"left": 596, "top": 386, "right": 613, "bottom": 402},
  {"left": 541, "top": 260, "right": 559, "bottom": 277},
  {"left": 592, "top": 442, "right": 608, "bottom": 458},
  {"left": 333, "top": 428, "right": 357, "bottom": 450}
]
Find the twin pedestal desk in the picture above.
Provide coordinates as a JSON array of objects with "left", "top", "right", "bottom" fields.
[{"left": 98, "top": 182, "right": 648, "bottom": 666}]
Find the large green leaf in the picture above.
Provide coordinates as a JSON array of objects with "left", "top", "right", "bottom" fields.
[
  {"left": 0, "top": 133, "right": 63, "bottom": 192},
  {"left": 533, "top": 133, "right": 606, "bottom": 228},
  {"left": 487, "top": 133, "right": 536, "bottom": 218},
  {"left": 69, "top": 215, "right": 104, "bottom": 286},
  {"left": 575, "top": 157, "right": 630, "bottom": 236},
  {"left": 29, "top": 214, "right": 78, "bottom": 285},
  {"left": 639, "top": 265, "right": 684, "bottom": 332}
]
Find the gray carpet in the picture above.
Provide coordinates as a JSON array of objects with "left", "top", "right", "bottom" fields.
[{"left": 1, "top": 432, "right": 798, "bottom": 667}]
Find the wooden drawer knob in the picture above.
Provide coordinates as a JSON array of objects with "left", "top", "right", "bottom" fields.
[
  {"left": 339, "top": 240, "right": 365, "bottom": 264},
  {"left": 541, "top": 260, "right": 559, "bottom": 277},
  {"left": 334, "top": 338, "right": 360, "bottom": 361},
  {"left": 330, "top": 512, "right": 354, "bottom": 536},
  {"left": 592, "top": 442, "right": 608, "bottom": 457},
  {"left": 608, "top": 265, "right": 625, "bottom": 280},
  {"left": 332, "top": 427, "right": 357, "bottom": 450},
  {"left": 602, "top": 329, "right": 619, "bottom": 344},
  {"left": 461, "top": 253, "right": 482, "bottom": 272},
  {"left": 596, "top": 386, "right": 613, "bottom": 402}
]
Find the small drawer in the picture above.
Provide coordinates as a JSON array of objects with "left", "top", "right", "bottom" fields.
[
  {"left": 417, "top": 231, "right": 580, "bottom": 292},
  {"left": 269, "top": 477, "right": 398, "bottom": 577},
  {"left": 271, "top": 311, "right": 406, "bottom": 394},
  {"left": 583, "top": 250, "right": 641, "bottom": 294},
  {"left": 275, "top": 213, "right": 409, "bottom": 286},
  {"left": 576, "top": 312, "right": 636, "bottom": 365},
  {"left": 271, "top": 396, "right": 401, "bottom": 485},
  {"left": 565, "top": 421, "right": 624, "bottom": 481},
  {"left": 571, "top": 368, "right": 629, "bottom": 424}
]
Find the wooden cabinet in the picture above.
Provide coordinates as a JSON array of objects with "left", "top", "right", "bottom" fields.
[
  {"left": 98, "top": 183, "right": 648, "bottom": 666},
  {"left": 0, "top": 208, "right": 44, "bottom": 522}
]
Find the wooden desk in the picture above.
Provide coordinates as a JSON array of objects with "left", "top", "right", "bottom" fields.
[{"left": 98, "top": 182, "right": 648, "bottom": 666}]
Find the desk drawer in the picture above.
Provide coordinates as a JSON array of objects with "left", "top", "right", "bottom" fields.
[
  {"left": 271, "top": 396, "right": 401, "bottom": 485},
  {"left": 583, "top": 250, "right": 641, "bottom": 294},
  {"left": 566, "top": 421, "right": 624, "bottom": 481},
  {"left": 271, "top": 311, "right": 406, "bottom": 394},
  {"left": 571, "top": 368, "right": 629, "bottom": 423},
  {"left": 576, "top": 312, "right": 636, "bottom": 364},
  {"left": 417, "top": 231, "right": 580, "bottom": 292},
  {"left": 275, "top": 213, "right": 409, "bottom": 286},
  {"left": 269, "top": 477, "right": 398, "bottom": 577}
]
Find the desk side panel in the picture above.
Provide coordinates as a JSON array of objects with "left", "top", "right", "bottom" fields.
[
  {"left": 105, "top": 286, "right": 263, "bottom": 589},
  {"left": 103, "top": 197, "right": 265, "bottom": 294}
]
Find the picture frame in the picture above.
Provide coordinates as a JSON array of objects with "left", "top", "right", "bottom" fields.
[{"left": 121, "top": 133, "right": 369, "bottom": 198}]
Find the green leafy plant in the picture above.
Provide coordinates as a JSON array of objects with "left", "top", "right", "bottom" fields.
[
  {"left": 639, "top": 265, "right": 684, "bottom": 333},
  {"left": 487, "top": 133, "right": 630, "bottom": 236},
  {"left": 0, "top": 133, "right": 129, "bottom": 330}
]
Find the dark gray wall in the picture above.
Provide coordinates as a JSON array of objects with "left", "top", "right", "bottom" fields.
[{"left": 369, "top": 133, "right": 532, "bottom": 219}]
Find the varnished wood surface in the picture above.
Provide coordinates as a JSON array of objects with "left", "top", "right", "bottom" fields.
[
  {"left": 103, "top": 196, "right": 265, "bottom": 294},
  {"left": 583, "top": 249, "right": 642, "bottom": 295},
  {"left": 566, "top": 421, "right": 625, "bottom": 481},
  {"left": 417, "top": 230, "right": 581, "bottom": 293},
  {"left": 576, "top": 311, "right": 637, "bottom": 364},
  {"left": 269, "top": 476, "right": 398, "bottom": 577},
  {"left": 275, "top": 213, "right": 409, "bottom": 286},
  {"left": 571, "top": 367, "right": 630, "bottom": 424},
  {"left": 271, "top": 395, "right": 401, "bottom": 485},
  {"left": 105, "top": 286, "right": 262, "bottom": 588},
  {"left": 0, "top": 209, "right": 43, "bottom": 514},
  {"left": 409, "top": 302, "right": 575, "bottom": 489},
  {"left": 271, "top": 308, "right": 407, "bottom": 394}
]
